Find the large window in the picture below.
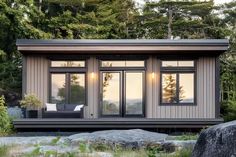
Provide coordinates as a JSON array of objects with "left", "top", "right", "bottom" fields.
[
  {"left": 100, "top": 60, "right": 145, "bottom": 117},
  {"left": 50, "top": 60, "right": 86, "bottom": 105},
  {"left": 161, "top": 60, "right": 195, "bottom": 105}
]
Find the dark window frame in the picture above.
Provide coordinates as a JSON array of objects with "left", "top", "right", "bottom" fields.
[
  {"left": 160, "top": 60, "right": 197, "bottom": 106},
  {"left": 100, "top": 70, "right": 145, "bottom": 118},
  {"left": 49, "top": 60, "right": 87, "bottom": 105},
  {"left": 99, "top": 59, "right": 146, "bottom": 118}
]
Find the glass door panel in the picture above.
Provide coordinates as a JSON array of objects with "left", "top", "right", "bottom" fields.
[
  {"left": 69, "top": 74, "right": 86, "bottom": 104},
  {"left": 125, "top": 72, "right": 143, "bottom": 115},
  {"left": 51, "top": 74, "right": 66, "bottom": 104},
  {"left": 102, "top": 72, "right": 121, "bottom": 116}
]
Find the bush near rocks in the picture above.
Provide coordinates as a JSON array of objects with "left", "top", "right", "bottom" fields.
[
  {"left": 221, "top": 100, "right": 236, "bottom": 121},
  {"left": 0, "top": 96, "right": 13, "bottom": 136}
]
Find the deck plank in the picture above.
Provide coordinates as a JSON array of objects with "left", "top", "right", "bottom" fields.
[{"left": 13, "top": 118, "right": 223, "bottom": 129}]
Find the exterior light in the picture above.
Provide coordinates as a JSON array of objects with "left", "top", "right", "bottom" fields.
[
  {"left": 152, "top": 72, "right": 155, "bottom": 79},
  {"left": 91, "top": 72, "right": 94, "bottom": 79}
]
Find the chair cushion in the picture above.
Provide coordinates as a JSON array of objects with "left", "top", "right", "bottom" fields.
[
  {"left": 46, "top": 103, "right": 57, "bottom": 111},
  {"left": 64, "top": 104, "right": 77, "bottom": 111},
  {"left": 56, "top": 104, "right": 64, "bottom": 111},
  {"left": 74, "top": 105, "right": 84, "bottom": 111}
]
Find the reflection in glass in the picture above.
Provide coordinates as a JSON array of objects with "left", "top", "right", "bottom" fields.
[
  {"left": 69, "top": 74, "right": 85, "bottom": 104},
  {"left": 102, "top": 72, "right": 120, "bottom": 115},
  {"left": 126, "top": 73, "right": 143, "bottom": 114},
  {"left": 162, "top": 74, "right": 177, "bottom": 103},
  {"left": 178, "top": 61, "right": 194, "bottom": 67},
  {"left": 179, "top": 74, "right": 194, "bottom": 103},
  {"left": 162, "top": 61, "right": 178, "bottom": 67},
  {"left": 51, "top": 74, "right": 66, "bottom": 104},
  {"left": 162, "top": 61, "right": 194, "bottom": 67},
  {"left": 101, "top": 61, "right": 144, "bottom": 67},
  {"left": 51, "top": 61, "right": 85, "bottom": 67}
]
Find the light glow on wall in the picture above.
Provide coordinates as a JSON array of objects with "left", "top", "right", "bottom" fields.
[
  {"left": 91, "top": 72, "right": 95, "bottom": 79},
  {"left": 152, "top": 72, "right": 155, "bottom": 79}
]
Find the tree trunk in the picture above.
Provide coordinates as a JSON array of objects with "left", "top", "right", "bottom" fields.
[
  {"left": 168, "top": 5, "right": 173, "bottom": 39},
  {"left": 39, "top": 0, "right": 42, "bottom": 11}
]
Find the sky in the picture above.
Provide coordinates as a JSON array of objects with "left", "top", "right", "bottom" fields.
[{"left": 135, "top": 0, "right": 234, "bottom": 6}]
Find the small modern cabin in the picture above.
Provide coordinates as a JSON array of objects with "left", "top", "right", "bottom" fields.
[{"left": 14, "top": 39, "right": 229, "bottom": 129}]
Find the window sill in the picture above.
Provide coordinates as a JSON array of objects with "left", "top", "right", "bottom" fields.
[{"left": 159, "top": 103, "right": 196, "bottom": 106}]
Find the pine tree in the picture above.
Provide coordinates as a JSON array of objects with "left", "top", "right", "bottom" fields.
[
  {"left": 162, "top": 74, "right": 185, "bottom": 103},
  {"left": 138, "top": 0, "right": 219, "bottom": 39}
]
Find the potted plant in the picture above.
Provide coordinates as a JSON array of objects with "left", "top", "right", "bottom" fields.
[{"left": 20, "top": 94, "right": 42, "bottom": 118}]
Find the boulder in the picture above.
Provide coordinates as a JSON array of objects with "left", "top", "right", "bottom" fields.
[
  {"left": 0, "top": 136, "right": 59, "bottom": 146},
  {"left": 61, "top": 129, "right": 168, "bottom": 149},
  {"left": 192, "top": 120, "right": 236, "bottom": 157},
  {"left": 162, "top": 140, "right": 196, "bottom": 153}
]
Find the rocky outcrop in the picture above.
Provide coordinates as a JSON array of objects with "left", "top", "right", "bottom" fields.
[
  {"left": 61, "top": 129, "right": 168, "bottom": 149},
  {"left": 192, "top": 120, "right": 236, "bottom": 157},
  {"left": 0, "top": 136, "right": 60, "bottom": 146}
]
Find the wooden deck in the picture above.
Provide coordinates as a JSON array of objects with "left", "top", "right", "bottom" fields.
[{"left": 13, "top": 118, "right": 223, "bottom": 129}]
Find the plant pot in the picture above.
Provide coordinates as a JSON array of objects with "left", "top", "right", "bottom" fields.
[
  {"left": 21, "top": 108, "right": 27, "bottom": 118},
  {"left": 27, "top": 110, "right": 38, "bottom": 118}
]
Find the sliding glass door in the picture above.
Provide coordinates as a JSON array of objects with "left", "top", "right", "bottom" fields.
[
  {"left": 101, "top": 71, "right": 144, "bottom": 117},
  {"left": 102, "top": 72, "right": 121, "bottom": 116},
  {"left": 125, "top": 72, "right": 144, "bottom": 116}
]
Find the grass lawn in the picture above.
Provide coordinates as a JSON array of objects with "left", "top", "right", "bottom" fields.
[{"left": 0, "top": 142, "right": 193, "bottom": 157}]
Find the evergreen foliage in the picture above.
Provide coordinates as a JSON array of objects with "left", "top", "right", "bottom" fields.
[{"left": 0, "top": 96, "right": 12, "bottom": 136}]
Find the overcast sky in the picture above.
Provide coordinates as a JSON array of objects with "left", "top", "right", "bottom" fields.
[{"left": 135, "top": 0, "right": 234, "bottom": 6}]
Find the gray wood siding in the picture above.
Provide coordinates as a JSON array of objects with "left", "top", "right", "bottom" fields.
[
  {"left": 85, "top": 57, "right": 99, "bottom": 118},
  {"left": 24, "top": 55, "right": 216, "bottom": 119},
  {"left": 146, "top": 56, "right": 216, "bottom": 118},
  {"left": 25, "top": 56, "right": 48, "bottom": 106}
]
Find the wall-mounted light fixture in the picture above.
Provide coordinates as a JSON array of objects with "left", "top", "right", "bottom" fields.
[
  {"left": 152, "top": 72, "right": 155, "bottom": 79},
  {"left": 91, "top": 72, "right": 95, "bottom": 79}
]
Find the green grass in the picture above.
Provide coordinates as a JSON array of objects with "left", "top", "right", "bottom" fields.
[
  {"left": 50, "top": 137, "right": 61, "bottom": 145},
  {"left": 0, "top": 138, "right": 194, "bottom": 157},
  {"left": 171, "top": 148, "right": 193, "bottom": 157},
  {"left": 174, "top": 133, "right": 198, "bottom": 141},
  {"left": 0, "top": 145, "right": 10, "bottom": 157},
  {"left": 0, "top": 145, "right": 193, "bottom": 157}
]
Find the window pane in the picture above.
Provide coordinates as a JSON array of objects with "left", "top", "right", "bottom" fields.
[
  {"left": 102, "top": 61, "right": 125, "bottom": 67},
  {"left": 126, "top": 61, "right": 145, "bottom": 67},
  {"left": 162, "top": 61, "right": 194, "bottom": 67},
  {"left": 51, "top": 74, "right": 66, "bottom": 104},
  {"left": 102, "top": 72, "right": 120, "bottom": 115},
  {"left": 69, "top": 74, "right": 85, "bottom": 104},
  {"left": 162, "top": 74, "right": 177, "bottom": 103},
  {"left": 179, "top": 73, "right": 194, "bottom": 103},
  {"left": 178, "top": 61, "right": 194, "bottom": 67},
  {"left": 51, "top": 61, "right": 85, "bottom": 67},
  {"left": 126, "top": 72, "right": 143, "bottom": 115},
  {"left": 162, "top": 61, "right": 178, "bottom": 67},
  {"left": 101, "top": 61, "right": 144, "bottom": 67}
]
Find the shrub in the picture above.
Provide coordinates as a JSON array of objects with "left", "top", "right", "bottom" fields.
[
  {"left": 0, "top": 145, "right": 9, "bottom": 156},
  {"left": 145, "top": 145, "right": 163, "bottom": 157},
  {"left": 222, "top": 100, "right": 236, "bottom": 121},
  {"left": 20, "top": 94, "right": 42, "bottom": 110},
  {"left": 173, "top": 147, "right": 193, "bottom": 157},
  {"left": 0, "top": 96, "right": 13, "bottom": 136},
  {"left": 7, "top": 106, "right": 23, "bottom": 119},
  {"left": 175, "top": 133, "right": 198, "bottom": 141}
]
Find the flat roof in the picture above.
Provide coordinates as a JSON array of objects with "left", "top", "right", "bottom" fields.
[
  {"left": 16, "top": 39, "right": 229, "bottom": 46},
  {"left": 16, "top": 39, "right": 229, "bottom": 54}
]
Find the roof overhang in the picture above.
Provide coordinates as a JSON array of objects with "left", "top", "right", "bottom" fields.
[{"left": 16, "top": 39, "right": 229, "bottom": 55}]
